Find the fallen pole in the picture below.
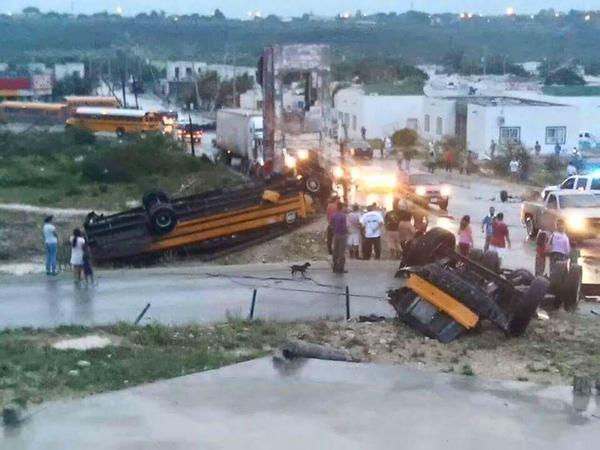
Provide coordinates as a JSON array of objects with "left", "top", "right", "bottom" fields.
[
  {"left": 345, "top": 286, "right": 350, "bottom": 320},
  {"left": 278, "top": 339, "right": 359, "bottom": 362},
  {"left": 134, "top": 303, "right": 151, "bottom": 325}
]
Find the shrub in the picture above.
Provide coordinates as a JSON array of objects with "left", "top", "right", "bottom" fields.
[{"left": 392, "top": 128, "right": 418, "bottom": 148}]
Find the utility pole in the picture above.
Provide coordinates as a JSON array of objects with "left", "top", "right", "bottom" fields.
[
  {"left": 188, "top": 114, "right": 196, "bottom": 157},
  {"left": 120, "top": 69, "right": 128, "bottom": 108},
  {"left": 339, "top": 140, "right": 348, "bottom": 204},
  {"left": 232, "top": 50, "right": 237, "bottom": 107},
  {"left": 132, "top": 77, "right": 139, "bottom": 109}
]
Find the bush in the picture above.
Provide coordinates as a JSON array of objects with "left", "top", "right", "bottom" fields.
[
  {"left": 66, "top": 126, "right": 96, "bottom": 145},
  {"left": 392, "top": 128, "right": 418, "bottom": 148}
]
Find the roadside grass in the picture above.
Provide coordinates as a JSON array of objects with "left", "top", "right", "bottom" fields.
[{"left": 0, "top": 320, "right": 289, "bottom": 410}]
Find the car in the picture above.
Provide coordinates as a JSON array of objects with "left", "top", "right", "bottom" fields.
[
  {"left": 176, "top": 122, "right": 203, "bottom": 143},
  {"left": 402, "top": 172, "right": 450, "bottom": 211},
  {"left": 347, "top": 140, "right": 373, "bottom": 160},
  {"left": 541, "top": 174, "right": 600, "bottom": 199},
  {"left": 521, "top": 190, "right": 600, "bottom": 240}
]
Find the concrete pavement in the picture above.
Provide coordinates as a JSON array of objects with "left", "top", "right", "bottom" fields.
[
  {"left": 0, "top": 261, "right": 396, "bottom": 330},
  {"left": 2, "top": 357, "right": 598, "bottom": 449}
]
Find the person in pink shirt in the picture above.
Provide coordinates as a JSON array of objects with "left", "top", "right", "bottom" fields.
[
  {"left": 457, "top": 215, "right": 474, "bottom": 257},
  {"left": 547, "top": 218, "right": 571, "bottom": 263}
]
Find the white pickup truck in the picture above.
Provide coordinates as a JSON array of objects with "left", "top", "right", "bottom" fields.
[
  {"left": 541, "top": 174, "right": 600, "bottom": 199},
  {"left": 521, "top": 191, "right": 600, "bottom": 240}
]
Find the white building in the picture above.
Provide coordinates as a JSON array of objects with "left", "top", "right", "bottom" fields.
[
  {"left": 334, "top": 86, "right": 423, "bottom": 140},
  {"left": 422, "top": 97, "right": 457, "bottom": 142},
  {"left": 54, "top": 62, "right": 85, "bottom": 81},
  {"left": 240, "top": 87, "right": 263, "bottom": 110},
  {"left": 464, "top": 97, "right": 579, "bottom": 155},
  {"left": 166, "top": 61, "right": 255, "bottom": 82}
]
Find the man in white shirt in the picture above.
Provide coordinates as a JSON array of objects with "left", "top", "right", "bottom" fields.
[
  {"left": 566, "top": 161, "right": 577, "bottom": 176},
  {"left": 509, "top": 158, "right": 520, "bottom": 181},
  {"left": 43, "top": 215, "right": 59, "bottom": 275},
  {"left": 360, "top": 203, "right": 384, "bottom": 260}
]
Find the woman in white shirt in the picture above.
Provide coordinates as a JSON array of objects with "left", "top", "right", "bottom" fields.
[{"left": 70, "top": 228, "right": 86, "bottom": 282}]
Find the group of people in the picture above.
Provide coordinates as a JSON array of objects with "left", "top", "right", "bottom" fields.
[
  {"left": 454, "top": 206, "right": 511, "bottom": 258},
  {"left": 42, "top": 215, "right": 94, "bottom": 284},
  {"left": 326, "top": 196, "right": 418, "bottom": 273}
]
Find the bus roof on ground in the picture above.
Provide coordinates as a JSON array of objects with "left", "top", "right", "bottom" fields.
[
  {"left": 75, "top": 107, "right": 148, "bottom": 118},
  {"left": 64, "top": 96, "right": 119, "bottom": 103}
]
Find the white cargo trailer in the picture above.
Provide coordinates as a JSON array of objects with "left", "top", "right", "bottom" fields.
[{"left": 216, "top": 109, "right": 263, "bottom": 165}]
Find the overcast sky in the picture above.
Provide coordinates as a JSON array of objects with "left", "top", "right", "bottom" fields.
[{"left": 4, "top": 1, "right": 597, "bottom": 18}]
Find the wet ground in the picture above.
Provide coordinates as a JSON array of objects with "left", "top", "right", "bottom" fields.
[
  {"left": 2, "top": 357, "right": 598, "bottom": 449},
  {"left": 0, "top": 261, "right": 396, "bottom": 330}
]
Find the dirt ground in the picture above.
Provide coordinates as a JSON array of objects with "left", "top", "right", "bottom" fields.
[{"left": 290, "top": 311, "right": 600, "bottom": 385}]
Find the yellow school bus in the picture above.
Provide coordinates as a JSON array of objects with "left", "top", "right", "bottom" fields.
[
  {"left": 65, "top": 107, "right": 162, "bottom": 137},
  {"left": 63, "top": 96, "right": 121, "bottom": 109},
  {"left": 0, "top": 101, "right": 68, "bottom": 122}
]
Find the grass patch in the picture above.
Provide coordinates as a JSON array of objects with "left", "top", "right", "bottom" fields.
[
  {"left": 0, "top": 320, "right": 290, "bottom": 409},
  {"left": 0, "top": 131, "right": 240, "bottom": 210}
]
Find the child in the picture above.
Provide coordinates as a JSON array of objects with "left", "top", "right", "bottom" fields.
[
  {"left": 535, "top": 231, "right": 548, "bottom": 276},
  {"left": 82, "top": 242, "right": 95, "bottom": 285},
  {"left": 457, "top": 215, "right": 474, "bottom": 257}
]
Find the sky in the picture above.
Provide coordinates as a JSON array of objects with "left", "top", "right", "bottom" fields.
[{"left": 3, "top": 0, "right": 597, "bottom": 18}]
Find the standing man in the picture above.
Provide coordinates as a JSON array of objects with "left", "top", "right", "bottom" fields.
[
  {"left": 361, "top": 126, "right": 366, "bottom": 140},
  {"left": 567, "top": 161, "right": 577, "bottom": 176},
  {"left": 43, "top": 215, "right": 58, "bottom": 276},
  {"left": 481, "top": 206, "right": 495, "bottom": 252},
  {"left": 489, "top": 139, "right": 497, "bottom": 159},
  {"left": 490, "top": 212, "right": 511, "bottom": 259},
  {"left": 554, "top": 143, "right": 561, "bottom": 157},
  {"left": 331, "top": 202, "right": 348, "bottom": 273},
  {"left": 509, "top": 158, "right": 520, "bottom": 181},
  {"left": 534, "top": 141, "right": 542, "bottom": 156},
  {"left": 384, "top": 136, "right": 392, "bottom": 158},
  {"left": 326, "top": 195, "right": 338, "bottom": 255},
  {"left": 360, "top": 203, "right": 384, "bottom": 260},
  {"left": 346, "top": 203, "right": 362, "bottom": 259},
  {"left": 384, "top": 201, "right": 402, "bottom": 259}
]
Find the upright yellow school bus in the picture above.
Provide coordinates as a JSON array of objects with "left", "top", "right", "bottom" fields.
[{"left": 66, "top": 107, "right": 162, "bottom": 137}]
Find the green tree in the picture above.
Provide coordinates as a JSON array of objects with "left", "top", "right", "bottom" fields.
[
  {"left": 392, "top": 128, "right": 419, "bottom": 159},
  {"left": 52, "top": 73, "right": 96, "bottom": 98},
  {"left": 212, "top": 9, "right": 225, "bottom": 20},
  {"left": 544, "top": 67, "right": 586, "bottom": 86}
]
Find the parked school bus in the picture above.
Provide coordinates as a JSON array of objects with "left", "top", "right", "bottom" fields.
[
  {"left": 65, "top": 107, "right": 162, "bottom": 137},
  {"left": 0, "top": 101, "right": 68, "bottom": 123},
  {"left": 63, "top": 96, "right": 121, "bottom": 109}
]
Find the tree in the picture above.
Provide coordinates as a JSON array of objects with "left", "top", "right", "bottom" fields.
[
  {"left": 22, "top": 7, "right": 41, "bottom": 15},
  {"left": 53, "top": 73, "right": 96, "bottom": 98},
  {"left": 212, "top": 9, "right": 225, "bottom": 20},
  {"left": 544, "top": 67, "right": 586, "bottom": 86},
  {"left": 392, "top": 128, "right": 419, "bottom": 160}
]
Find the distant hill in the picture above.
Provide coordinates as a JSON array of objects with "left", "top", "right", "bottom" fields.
[{"left": 1, "top": 11, "right": 600, "bottom": 66}]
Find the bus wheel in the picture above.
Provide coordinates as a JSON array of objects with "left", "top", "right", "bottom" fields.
[{"left": 116, "top": 128, "right": 125, "bottom": 138}]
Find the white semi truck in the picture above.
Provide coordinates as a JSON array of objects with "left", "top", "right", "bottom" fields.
[{"left": 216, "top": 109, "right": 263, "bottom": 170}]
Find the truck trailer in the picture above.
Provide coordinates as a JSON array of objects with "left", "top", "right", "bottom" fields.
[{"left": 216, "top": 109, "right": 263, "bottom": 171}]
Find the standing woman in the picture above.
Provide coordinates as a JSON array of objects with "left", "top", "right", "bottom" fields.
[
  {"left": 457, "top": 215, "right": 474, "bottom": 257},
  {"left": 70, "top": 228, "right": 86, "bottom": 282}
]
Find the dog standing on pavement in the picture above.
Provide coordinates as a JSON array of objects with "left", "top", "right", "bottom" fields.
[{"left": 290, "top": 262, "right": 311, "bottom": 277}]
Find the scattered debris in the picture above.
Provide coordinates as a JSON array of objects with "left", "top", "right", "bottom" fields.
[
  {"left": 358, "top": 314, "right": 386, "bottom": 323},
  {"left": 573, "top": 375, "right": 593, "bottom": 395},
  {"left": 77, "top": 360, "right": 91, "bottom": 368},
  {"left": 52, "top": 335, "right": 113, "bottom": 351},
  {"left": 67, "top": 370, "right": 79, "bottom": 377}
]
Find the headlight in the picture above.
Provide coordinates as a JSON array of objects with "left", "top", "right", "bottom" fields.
[
  {"left": 440, "top": 185, "right": 451, "bottom": 197},
  {"left": 350, "top": 168, "right": 359, "bottom": 179},
  {"left": 332, "top": 166, "right": 344, "bottom": 179},
  {"left": 566, "top": 215, "right": 586, "bottom": 231},
  {"left": 350, "top": 148, "right": 355, "bottom": 155},
  {"left": 284, "top": 154, "right": 296, "bottom": 169},
  {"left": 297, "top": 149, "right": 309, "bottom": 160},
  {"left": 415, "top": 186, "right": 427, "bottom": 196}
]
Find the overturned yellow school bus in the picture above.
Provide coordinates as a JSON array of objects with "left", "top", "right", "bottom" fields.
[{"left": 84, "top": 178, "right": 313, "bottom": 261}]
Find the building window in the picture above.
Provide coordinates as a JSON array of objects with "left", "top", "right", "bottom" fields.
[
  {"left": 436, "top": 117, "right": 443, "bottom": 135},
  {"left": 174, "top": 67, "right": 180, "bottom": 80},
  {"left": 352, "top": 115, "right": 357, "bottom": 131},
  {"left": 344, "top": 113, "right": 349, "bottom": 126},
  {"left": 499, "top": 127, "right": 521, "bottom": 145},
  {"left": 185, "top": 67, "right": 193, "bottom": 77},
  {"left": 424, "top": 114, "right": 430, "bottom": 132},
  {"left": 545, "top": 126, "right": 566, "bottom": 145}
]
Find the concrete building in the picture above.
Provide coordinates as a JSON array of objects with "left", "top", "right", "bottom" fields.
[
  {"left": 166, "top": 61, "right": 255, "bottom": 82},
  {"left": 54, "top": 62, "right": 85, "bottom": 81},
  {"left": 334, "top": 85, "right": 423, "bottom": 140},
  {"left": 240, "top": 87, "right": 263, "bottom": 110},
  {"left": 464, "top": 97, "right": 578, "bottom": 155},
  {"left": 422, "top": 97, "right": 457, "bottom": 142}
]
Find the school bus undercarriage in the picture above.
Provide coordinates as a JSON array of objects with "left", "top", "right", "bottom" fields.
[{"left": 84, "top": 178, "right": 313, "bottom": 262}]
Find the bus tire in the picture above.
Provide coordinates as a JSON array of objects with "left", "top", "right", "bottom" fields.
[
  {"left": 305, "top": 176, "right": 321, "bottom": 193},
  {"left": 562, "top": 264, "right": 582, "bottom": 312},
  {"left": 148, "top": 204, "right": 177, "bottom": 234},
  {"left": 500, "top": 190, "right": 509, "bottom": 203},
  {"left": 116, "top": 128, "right": 125, "bottom": 138},
  {"left": 285, "top": 211, "right": 298, "bottom": 225},
  {"left": 508, "top": 276, "right": 549, "bottom": 337},
  {"left": 142, "top": 189, "right": 170, "bottom": 211}
]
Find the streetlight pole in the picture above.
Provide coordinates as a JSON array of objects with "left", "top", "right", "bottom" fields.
[{"left": 188, "top": 114, "right": 195, "bottom": 157}]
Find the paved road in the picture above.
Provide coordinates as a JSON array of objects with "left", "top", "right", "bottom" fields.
[
  {"left": 2, "top": 357, "right": 598, "bottom": 449},
  {"left": 0, "top": 262, "right": 396, "bottom": 330}
]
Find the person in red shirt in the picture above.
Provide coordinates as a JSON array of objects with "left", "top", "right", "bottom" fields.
[{"left": 489, "top": 212, "right": 511, "bottom": 258}]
